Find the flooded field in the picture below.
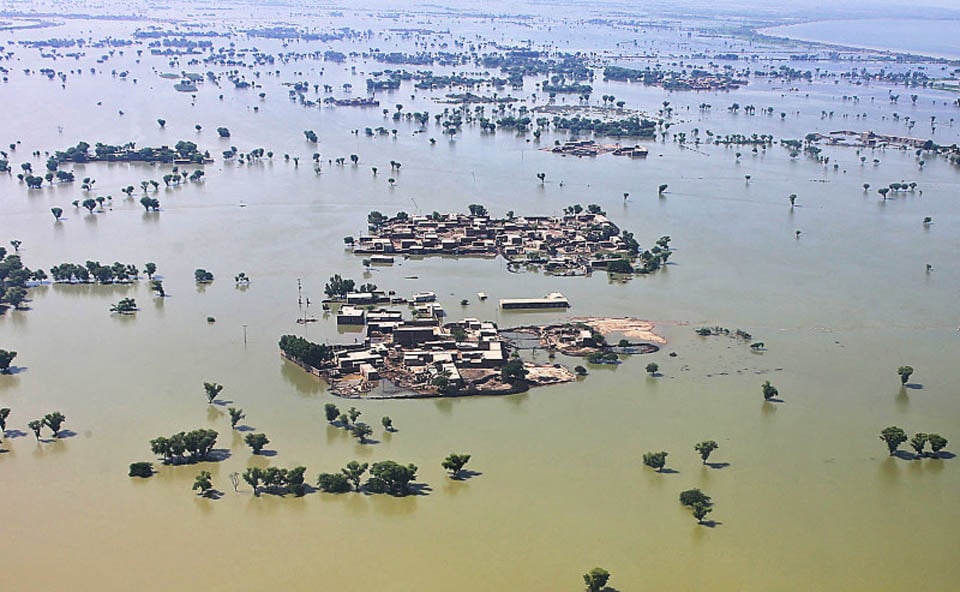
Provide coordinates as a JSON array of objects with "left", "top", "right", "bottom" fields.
[{"left": 1, "top": 3, "right": 959, "bottom": 590}]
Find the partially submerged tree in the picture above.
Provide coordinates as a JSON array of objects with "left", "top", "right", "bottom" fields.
[
  {"left": 761, "top": 380, "right": 779, "bottom": 401},
  {"left": 897, "top": 366, "right": 914, "bottom": 385},
  {"left": 381, "top": 416, "right": 394, "bottom": 431},
  {"left": 317, "top": 472, "right": 351, "bottom": 493},
  {"left": 642, "top": 451, "right": 668, "bottom": 472},
  {"left": 691, "top": 501, "right": 712, "bottom": 524},
  {"left": 128, "top": 462, "right": 154, "bottom": 478},
  {"left": 364, "top": 460, "right": 418, "bottom": 496},
  {"left": 192, "top": 471, "right": 214, "bottom": 496},
  {"left": 0, "top": 350, "right": 17, "bottom": 374},
  {"left": 43, "top": 411, "right": 66, "bottom": 437},
  {"left": 324, "top": 403, "right": 340, "bottom": 424},
  {"left": 442, "top": 453, "right": 472, "bottom": 477},
  {"left": 203, "top": 382, "right": 223, "bottom": 404},
  {"left": 880, "top": 426, "right": 908, "bottom": 456},
  {"left": 110, "top": 298, "right": 137, "bottom": 315},
  {"left": 679, "top": 488, "right": 712, "bottom": 507},
  {"left": 28, "top": 419, "right": 42, "bottom": 441},
  {"left": 347, "top": 407, "right": 362, "bottom": 424},
  {"left": 228, "top": 407, "right": 245, "bottom": 429},
  {"left": 694, "top": 440, "right": 719, "bottom": 464},
  {"left": 351, "top": 422, "right": 373, "bottom": 444},
  {"left": 909, "top": 433, "right": 928, "bottom": 458},
  {"left": 927, "top": 434, "right": 948, "bottom": 455},
  {"left": 341, "top": 461, "right": 368, "bottom": 491},
  {"left": 245, "top": 433, "right": 269, "bottom": 454},
  {"left": 194, "top": 269, "right": 214, "bottom": 283},
  {"left": 583, "top": 568, "right": 610, "bottom": 592}
]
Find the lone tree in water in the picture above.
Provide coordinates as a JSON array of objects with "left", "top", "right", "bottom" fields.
[
  {"left": 351, "top": 422, "right": 373, "bottom": 444},
  {"left": 324, "top": 403, "right": 340, "bottom": 424},
  {"left": 880, "top": 426, "right": 908, "bottom": 456},
  {"left": 0, "top": 350, "right": 17, "bottom": 374},
  {"left": 583, "top": 568, "right": 610, "bottom": 592},
  {"left": 228, "top": 407, "right": 244, "bottom": 429},
  {"left": 192, "top": 471, "right": 213, "bottom": 496},
  {"left": 129, "top": 462, "right": 154, "bottom": 478},
  {"left": 0, "top": 408, "right": 10, "bottom": 434},
  {"left": 897, "top": 366, "right": 914, "bottom": 385},
  {"left": 694, "top": 440, "right": 719, "bottom": 464},
  {"left": 679, "top": 488, "right": 712, "bottom": 507},
  {"left": 645, "top": 362, "right": 659, "bottom": 376},
  {"left": 442, "top": 453, "right": 472, "bottom": 478},
  {"left": 245, "top": 433, "right": 269, "bottom": 454},
  {"left": 381, "top": 416, "right": 394, "bottom": 431},
  {"left": 43, "top": 411, "right": 66, "bottom": 437},
  {"left": 51, "top": 207, "right": 63, "bottom": 220},
  {"left": 28, "top": 419, "right": 42, "bottom": 441},
  {"left": 643, "top": 451, "right": 668, "bottom": 472},
  {"left": 761, "top": 380, "right": 779, "bottom": 401},
  {"left": 203, "top": 382, "right": 223, "bottom": 404}
]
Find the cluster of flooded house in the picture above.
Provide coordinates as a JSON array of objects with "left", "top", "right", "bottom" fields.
[
  {"left": 326, "top": 97, "right": 380, "bottom": 107},
  {"left": 816, "top": 130, "right": 931, "bottom": 149},
  {"left": 329, "top": 292, "right": 508, "bottom": 391},
  {"left": 353, "top": 211, "right": 635, "bottom": 276},
  {"left": 549, "top": 140, "right": 649, "bottom": 157}
]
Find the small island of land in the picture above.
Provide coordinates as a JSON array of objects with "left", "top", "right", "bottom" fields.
[
  {"left": 280, "top": 313, "right": 662, "bottom": 399},
  {"left": 352, "top": 207, "right": 671, "bottom": 276}
]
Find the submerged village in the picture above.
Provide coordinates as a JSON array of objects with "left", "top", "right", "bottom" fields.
[
  {"left": 280, "top": 208, "right": 669, "bottom": 397},
  {"left": 2, "top": 2, "right": 960, "bottom": 590}
]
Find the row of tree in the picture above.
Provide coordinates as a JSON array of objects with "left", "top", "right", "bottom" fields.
[
  {"left": 280, "top": 335, "right": 334, "bottom": 369},
  {"left": 149, "top": 429, "right": 219, "bottom": 464},
  {"left": 48, "top": 260, "right": 148, "bottom": 284},
  {"left": 243, "top": 466, "right": 307, "bottom": 497},
  {"left": 880, "top": 427, "right": 948, "bottom": 458},
  {"left": 317, "top": 460, "right": 419, "bottom": 496}
]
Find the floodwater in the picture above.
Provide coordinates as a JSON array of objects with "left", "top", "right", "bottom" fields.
[
  {"left": 1, "top": 9, "right": 959, "bottom": 592},
  {"left": 764, "top": 18, "right": 960, "bottom": 60}
]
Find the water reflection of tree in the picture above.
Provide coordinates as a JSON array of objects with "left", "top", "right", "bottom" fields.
[{"left": 280, "top": 359, "right": 322, "bottom": 396}]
